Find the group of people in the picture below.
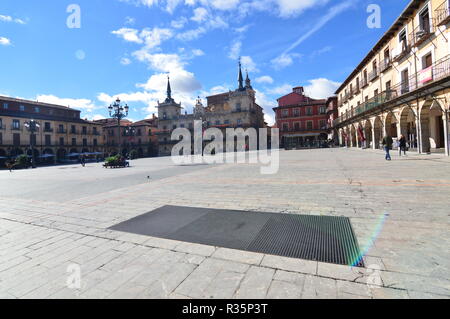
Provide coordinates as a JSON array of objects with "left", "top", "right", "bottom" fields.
[{"left": 382, "top": 134, "right": 407, "bottom": 161}]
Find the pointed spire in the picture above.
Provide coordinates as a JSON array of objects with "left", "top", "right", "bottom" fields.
[
  {"left": 238, "top": 57, "right": 244, "bottom": 90},
  {"left": 245, "top": 69, "right": 252, "bottom": 89},
  {"left": 166, "top": 75, "right": 172, "bottom": 100}
]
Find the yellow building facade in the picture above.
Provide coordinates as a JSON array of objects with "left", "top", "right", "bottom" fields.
[
  {"left": 0, "top": 96, "right": 104, "bottom": 164},
  {"left": 334, "top": 0, "right": 450, "bottom": 156}
]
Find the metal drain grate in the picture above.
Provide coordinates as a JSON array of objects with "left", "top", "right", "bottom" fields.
[{"left": 110, "top": 205, "right": 363, "bottom": 267}]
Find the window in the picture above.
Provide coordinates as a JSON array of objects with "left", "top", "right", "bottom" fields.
[
  {"left": 71, "top": 125, "right": 76, "bottom": 134},
  {"left": 282, "top": 123, "right": 289, "bottom": 132},
  {"left": 236, "top": 103, "right": 242, "bottom": 111},
  {"left": 419, "top": 6, "right": 430, "bottom": 32},
  {"left": 282, "top": 109, "right": 288, "bottom": 117},
  {"left": 94, "top": 139, "right": 98, "bottom": 146},
  {"left": 237, "top": 119, "right": 242, "bottom": 126},
  {"left": 423, "top": 53, "right": 432, "bottom": 69},
  {"left": 294, "top": 109, "right": 300, "bottom": 116},
  {"left": 72, "top": 138, "right": 76, "bottom": 146},
  {"left": 374, "top": 89, "right": 378, "bottom": 96},
  {"left": 60, "top": 137, "right": 64, "bottom": 146},
  {"left": 44, "top": 122, "right": 51, "bottom": 132},
  {"left": 83, "top": 138, "right": 87, "bottom": 146},
  {"left": 20, "top": 105, "right": 25, "bottom": 111},
  {"left": 307, "top": 121, "right": 313, "bottom": 130},
  {"left": 137, "top": 129, "right": 142, "bottom": 136},
  {"left": 49, "top": 109, "right": 53, "bottom": 115},
  {"left": 386, "top": 81, "right": 391, "bottom": 91},
  {"left": 82, "top": 126, "right": 87, "bottom": 134},
  {"left": 93, "top": 127, "right": 98, "bottom": 135},
  {"left": 0, "top": 133, "right": 2, "bottom": 144},
  {"left": 3, "top": 103, "right": 8, "bottom": 109},
  {"left": 294, "top": 122, "right": 300, "bottom": 131},
  {"left": 45, "top": 135, "right": 51, "bottom": 146},
  {"left": 0, "top": 118, "right": 2, "bottom": 128},
  {"left": 306, "top": 107, "right": 313, "bottom": 116},
  {"left": 399, "top": 29, "right": 407, "bottom": 47},
  {"left": 12, "top": 119, "right": 20, "bottom": 130},
  {"left": 172, "top": 125, "right": 177, "bottom": 129},
  {"left": 319, "top": 106, "right": 326, "bottom": 114},
  {"left": 180, "top": 124, "right": 185, "bottom": 128},
  {"left": 319, "top": 120, "right": 326, "bottom": 129},
  {"left": 35, "top": 107, "right": 40, "bottom": 113},
  {"left": 58, "top": 124, "right": 64, "bottom": 133}
]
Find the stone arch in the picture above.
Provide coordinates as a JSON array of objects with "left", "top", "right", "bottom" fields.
[
  {"left": 364, "top": 120, "right": 373, "bottom": 149},
  {"left": 399, "top": 106, "right": 418, "bottom": 150},
  {"left": 350, "top": 124, "right": 357, "bottom": 147},
  {"left": 420, "top": 99, "right": 445, "bottom": 153},
  {"left": 385, "top": 111, "right": 399, "bottom": 138},
  {"left": 373, "top": 116, "right": 383, "bottom": 149}
]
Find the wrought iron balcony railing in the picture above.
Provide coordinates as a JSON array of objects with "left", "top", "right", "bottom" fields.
[
  {"left": 409, "top": 19, "right": 433, "bottom": 47},
  {"left": 435, "top": 1, "right": 450, "bottom": 26}
]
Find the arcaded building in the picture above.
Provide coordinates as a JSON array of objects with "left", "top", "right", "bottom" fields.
[
  {"left": 0, "top": 96, "right": 103, "bottom": 164},
  {"left": 334, "top": 0, "right": 450, "bottom": 156},
  {"left": 157, "top": 62, "right": 266, "bottom": 156}
]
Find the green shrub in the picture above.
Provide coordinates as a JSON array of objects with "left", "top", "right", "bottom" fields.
[{"left": 129, "top": 150, "right": 138, "bottom": 159}]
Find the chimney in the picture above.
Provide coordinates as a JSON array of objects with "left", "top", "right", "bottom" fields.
[{"left": 293, "top": 87, "right": 304, "bottom": 95}]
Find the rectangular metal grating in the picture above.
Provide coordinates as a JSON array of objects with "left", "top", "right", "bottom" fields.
[{"left": 110, "top": 205, "right": 364, "bottom": 267}]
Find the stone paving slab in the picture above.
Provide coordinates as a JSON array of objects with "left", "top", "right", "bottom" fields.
[{"left": 0, "top": 149, "right": 449, "bottom": 299}]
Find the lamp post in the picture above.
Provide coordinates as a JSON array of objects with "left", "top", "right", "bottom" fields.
[
  {"left": 124, "top": 126, "right": 136, "bottom": 159},
  {"left": 108, "top": 98, "right": 129, "bottom": 156},
  {"left": 24, "top": 119, "right": 40, "bottom": 168}
]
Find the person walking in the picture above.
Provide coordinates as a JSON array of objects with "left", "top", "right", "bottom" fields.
[
  {"left": 80, "top": 155, "right": 86, "bottom": 167},
  {"left": 382, "top": 135, "right": 393, "bottom": 161},
  {"left": 398, "top": 134, "right": 407, "bottom": 156}
]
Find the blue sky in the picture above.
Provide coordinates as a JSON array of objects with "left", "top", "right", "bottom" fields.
[{"left": 0, "top": 0, "right": 410, "bottom": 124}]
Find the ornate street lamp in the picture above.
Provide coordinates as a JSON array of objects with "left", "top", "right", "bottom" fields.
[
  {"left": 108, "top": 98, "right": 129, "bottom": 156},
  {"left": 24, "top": 119, "right": 40, "bottom": 168}
]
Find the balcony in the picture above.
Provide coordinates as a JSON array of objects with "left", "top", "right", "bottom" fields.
[
  {"left": 11, "top": 126, "right": 22, "bottom": 131},
  {"left": 57, "top": 128, "right": 67, "bottom": 134},
  {"left": 409, "top": 19, "right": 433, "bottom": 47},
  {"left": 334, "top": 55, "right": 450, "bottom": 127},
  {"left": 435, "top": 2, "right": 450, "bottom": 26},
  {"left": 380, "top": 57, "right": 392, "bottom": 72},
  {"left": 368, "top": 69, "right": 379, "bottom": 82},
  {"left": 44, "top": 128, "right": 54, "bottom": 133},
  {"left": 392, "top": 41, "right": 410, "bottom": 62},
  {"left": 360, "top": 78, "right": 369, "bottom": 89}
]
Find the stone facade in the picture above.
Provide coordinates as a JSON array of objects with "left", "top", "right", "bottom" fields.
[
  {"left": 157, "top": 62, "right": 266, "bottom": 157},
  {"left": 0, "top": 96, "right": 103, "bottom": 165}
]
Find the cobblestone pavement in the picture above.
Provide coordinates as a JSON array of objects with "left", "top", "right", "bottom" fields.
[{"left": 0, "top": 148, "right": 449, "bottom": 299}]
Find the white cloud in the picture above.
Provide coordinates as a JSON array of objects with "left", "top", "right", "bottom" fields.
[
  {"left": 270, "top": 53, "right": 301, "bottom": 70},
  {"left": 125, "top": 16, "right": 136, "bottom": 25},
  {"left": 210, "top": 0, "right": 240, "bottom": 10},
  {"left": 228, "top": 40, "right": 241, "bottom": 60},
  {"left": 283, "top": 1, "right": 353, "bottom": 55},
  {"left": 138, "top": 68, "right": 202, "bottom": 93},
  {"left": 176, "top": 26, "right": 207, "bottom": 41},
  {"left": 241, "top": 56, "right": 258, "bottom": 73},
  {"left": 36, "top": 95, "right": 98, "bottom": 112},
  {"left": 276, "top": 0, "right": 329, "bottom": 18},
  {"left": 255, "top": 76, "right": 274, "bottom": 84},
  {"left": 267, "top": 84, "right": 292, "bottom": 96},
  {"left": 0, "top": 14, "right": 26, "bottom": 24},
  {"left": 191, "top": 7, "right": 209, "bottom": 22},
  {"left": 0, "top": 37, "right": 11, "bottom": 46},
  {"left": 303, "top": 78, "right": 340, "bottom": 99},
  {"left": 111, "top": 28, "right": 143, "bottom": 44},
  {"left": 192, "top": 49, "right": 205, "bottom": 56},
  {"left": 254, "top": 89, "right": 277, "bottom": 125},
  {"left": 171, "top": 17, "right": 188, "bottom": 29},
  {"left": 121, "top": 57, "right": 132, "bottom": 65},
  {"left": 264, "top": 113, "right": 275, "bottom": 126}
]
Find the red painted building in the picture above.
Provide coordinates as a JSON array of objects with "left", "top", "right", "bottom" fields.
[{"left": 273, "top": 86, "right": 329, "bottom": 149}]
